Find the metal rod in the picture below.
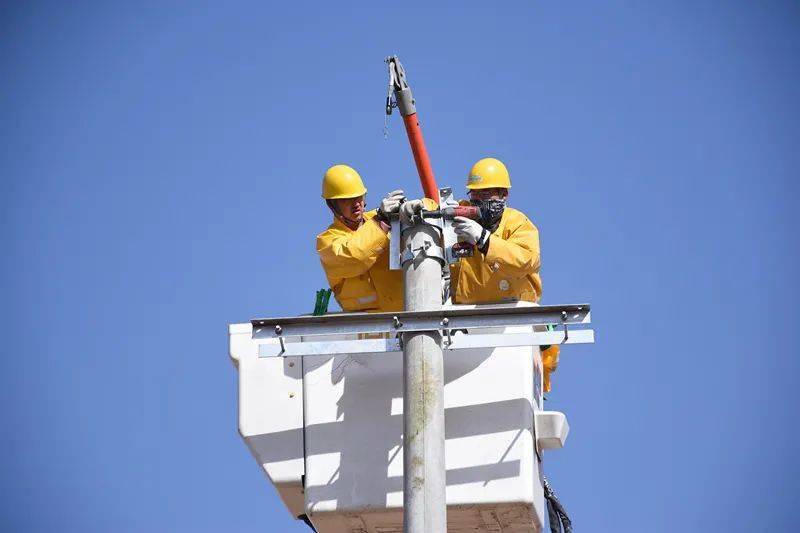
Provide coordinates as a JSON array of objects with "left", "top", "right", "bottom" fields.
[{"left": 402, "top": 223, "right": 446, "bottom": 533}]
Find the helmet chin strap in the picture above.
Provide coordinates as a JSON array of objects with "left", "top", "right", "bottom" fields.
[
  {"left": 338, "top": 214, "right": 362, "bottom": 230},
  {"left": 327, "top": 200, "right": 363, "bottom": 230}
]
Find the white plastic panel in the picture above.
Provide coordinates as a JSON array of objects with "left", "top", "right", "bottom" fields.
[
  {"left": 535, "top": 411, "right": 570, "bottom": 450},
  {"left": 231, "top": 302, "right": 551, "bottom": 532},
  {"left": 229, "top": 323, "right": 305, "bottom": 518},
  {"left": 301, "top": 302, "right": 545, "bottom": 531}
]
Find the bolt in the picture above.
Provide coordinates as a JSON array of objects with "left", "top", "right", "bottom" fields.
[
  {"left": 275, "top": 325, "right": 282, "bottom": 335},
  {"left": 288, "top": 361, "right": 295, "bottom": 368},
  {"left": 393, "top": 316, "right": 402, "bottom": 328},
  {"left": 441, "top": 318, "right": 449, "bottom": 327}
]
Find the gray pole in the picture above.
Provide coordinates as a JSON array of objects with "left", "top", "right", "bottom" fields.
[{"left": 401, "top": 221, "right": 446, "bottom": 533}]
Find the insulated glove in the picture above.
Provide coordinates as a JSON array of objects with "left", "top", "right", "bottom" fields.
[
  {"left": 452, "top": 216, "right": 488, "bottom": 247},
  {"left": 399, "top": 199, "right": 425, "bottom": 224},
  {"left": 378, "top": 189, "right": 405, "bottom": 219}
]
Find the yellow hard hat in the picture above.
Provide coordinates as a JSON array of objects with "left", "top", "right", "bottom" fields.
[
  {"left": 322, "top": 164, "right": 368, "bottom": 199},
  {"left": 466, "top": 158, "right": 511, "bottom": 190}
]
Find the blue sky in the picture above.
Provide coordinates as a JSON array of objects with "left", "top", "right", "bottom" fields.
[{"left": 2, "top": 1, "right": 799, "bottom": 531}]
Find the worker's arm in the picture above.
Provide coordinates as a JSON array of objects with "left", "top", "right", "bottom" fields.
[
  {"left": 317, "top": 218, "right": 390, "bottom": 279},
  {"left": 483, "top": 214, "right": 541, "bottom": 277}
]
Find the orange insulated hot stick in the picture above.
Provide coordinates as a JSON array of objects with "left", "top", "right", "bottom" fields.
[{"left": 385, "top": 56, "right": 440, "bottom": 204}]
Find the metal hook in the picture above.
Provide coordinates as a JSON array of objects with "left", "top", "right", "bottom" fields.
[
  {"left": 441, "top": 318, "right": 452, "bottom": 347},
  {"left": 275, "top": 325, "right": 286, "bottom": 355},
  {"left": 560, "top": 311, "right": 569, "bottom": 344}
]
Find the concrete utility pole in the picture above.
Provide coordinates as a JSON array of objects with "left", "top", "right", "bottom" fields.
[{"left": 401, "top": 218, "right": 446, "bottom": 533}]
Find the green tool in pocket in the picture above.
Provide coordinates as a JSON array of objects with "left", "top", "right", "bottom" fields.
[{"left": 313, "top": 288, "right": 332, "bottom": 316}]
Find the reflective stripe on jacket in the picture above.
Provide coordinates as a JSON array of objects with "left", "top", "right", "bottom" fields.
[{"left": 450, "top": 205, "right": 542, "bottom": 304}]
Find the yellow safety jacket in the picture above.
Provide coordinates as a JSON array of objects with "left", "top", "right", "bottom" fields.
[
  {"left": 316, "top": 210, "right": 403, "bottom": 312},
  {"left": 317, "top": 200, "right": 438, "bottom": 313},
  {"left": 450, "top": 205, "right": 542, "bottom": 304}
]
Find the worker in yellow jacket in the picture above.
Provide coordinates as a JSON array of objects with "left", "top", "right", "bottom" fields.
[
  {"left": 449, "top": 157, "right": 559, "bottom": 391},
  {"left": 317, "top": 164, "right": 424, "bottom": 313}
]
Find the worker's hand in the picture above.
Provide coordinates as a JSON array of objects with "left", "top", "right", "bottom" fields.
[
  {"left": 378, "top": 190, "right": 405, "bottom": 218},
  {"left": 400, "top": 199, "right": 425, "bottom": 224},
  {"left": 453, "top": 216, "right": 488, "bottom": 246}
]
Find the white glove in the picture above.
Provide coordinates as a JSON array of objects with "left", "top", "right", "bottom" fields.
[
  {"left": 452, "top": 216, "right": 488, "bottom": 246},
  {"left": 400, "top": 199, "right": 425, "bottom": 224},
  {"left": 378, "top": 189, "right": 405, "bottom": 218}
]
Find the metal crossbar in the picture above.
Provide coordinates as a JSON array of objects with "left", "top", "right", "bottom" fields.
[
  {"left": 258, "top": 329, "right": 594, "bottom": 358},
  {"left": 251, "top": 304, "right": 591, "bottom": 340}
]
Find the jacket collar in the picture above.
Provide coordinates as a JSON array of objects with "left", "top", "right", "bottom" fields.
[{"left": 331, "top": 210, "right": 377, "bottom": 232}]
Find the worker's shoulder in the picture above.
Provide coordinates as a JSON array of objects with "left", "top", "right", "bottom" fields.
[
  {"left": 505, "top": 206, "right": 530, "bottom": 218},
  {"left": 316, "top": 219, "right": 346, "bottom": 245},
  {"left": 316, "top": 210, "right": 380, "bottom": 242},
  {"left": 504, "top": 206, "right": 538, "bottom": 228}
]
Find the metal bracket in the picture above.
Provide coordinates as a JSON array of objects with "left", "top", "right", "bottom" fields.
[
  {"left": 390, "top": 216, "right": 402, "bottom": 269},
  {"left": 437, "top": 187, "right": 462, "bottom": 265},
  {"left": 252, "top": 304, "right": 594, "bottom": 357},
  {"left": 390, "top": 185, "right": 462, "bottom": 270},
  {"left": 258, "top": 329, "right": 594, "bottom": 358},
  {"left": 253, "top": 304, "right": 590, "bottom": 339},
  {"left": 401, "top": 238, "right": 445, "bottom": 267}
]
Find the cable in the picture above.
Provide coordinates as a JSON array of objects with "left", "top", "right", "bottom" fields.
[
  {"left": 297, "top": 356, "right": 317, "bottom": 532},
  {"left": 543, "top": 476, "right": 572, "bottom": 533}
]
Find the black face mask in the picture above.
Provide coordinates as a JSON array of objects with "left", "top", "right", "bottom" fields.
[{"left": 470, "top": 198, "right": 506, "bottom": 231}]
